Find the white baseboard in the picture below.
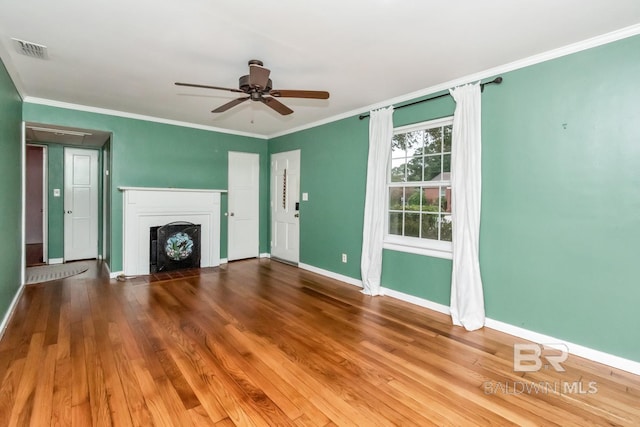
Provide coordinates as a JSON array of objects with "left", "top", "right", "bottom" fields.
[
  {"left": 219, "top": 258, "right": 228, "bottom": 264},
  {"left": 0, "top": 283, "right": 25, "bottom": 341},
  {"left": 380, "top": 287, "right": 640, "bottom": 376},
  {"left": 259, "top": 253, "right": 271, "bottom": 258},
  {"left": 381, "top": 287, "right": 451, "bottom": 315},
  {"left": 109, "top": 270, "right": 123, "bottom": 279},
  {"left": 48, "top": 258, "right": 63, "bottom": 265},
  {"left": 298, "top": 262, "right": 363, "bottom": 288},
  {"left": 484, "top": 318, "right": 640, "bottom": 376}
]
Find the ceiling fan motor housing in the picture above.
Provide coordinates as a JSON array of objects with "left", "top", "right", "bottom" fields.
[{"left": 239, "top": 75, "right": 273, "bottom": 94}]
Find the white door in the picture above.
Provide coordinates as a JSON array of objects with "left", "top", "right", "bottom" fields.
[
  {"left": 228, "top": 152, "right": 260, "bottom": 261},
  {"left": 270, "top": 150, "right": 300, "bottom": 264},
  {"left": 64, "top": 148, "right": 98, "bottom": 261}
]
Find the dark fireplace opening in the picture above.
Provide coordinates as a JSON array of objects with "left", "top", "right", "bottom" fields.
[{"left": 149, "top": 222, "right": 201, "bottom": 273}]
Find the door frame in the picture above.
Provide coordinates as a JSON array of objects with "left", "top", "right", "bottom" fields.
[
  {"left": 270, "top": 149, "right": 301, "bottom": 264},
  {"left": 25, "top": 143, "right": 48, "bottom": 264}
]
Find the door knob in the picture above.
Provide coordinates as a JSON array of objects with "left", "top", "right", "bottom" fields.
[
  {"left": 294, "top": 213, "right": 299, "bottom": 218},
  {"left": 229, "top": 212, "right": 235, "bottom": 216},
  {"left": 66, "top": 210, "right": 72, "bottom": 214}
]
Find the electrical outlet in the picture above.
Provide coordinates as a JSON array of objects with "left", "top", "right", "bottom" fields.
[{"left": 341, "top": 253, "right": 347, "bottom": 263}]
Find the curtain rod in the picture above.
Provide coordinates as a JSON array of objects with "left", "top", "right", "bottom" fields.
[{"left": 358, "top": 77, "right": 503, "bottom": 120}]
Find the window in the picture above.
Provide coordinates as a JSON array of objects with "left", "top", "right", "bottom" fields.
[{"left": 385, "top": 117, "right": 453, "bottom": 258}]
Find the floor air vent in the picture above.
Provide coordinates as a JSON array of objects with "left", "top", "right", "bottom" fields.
[{"left": 12, "top": 38, "right": 48, "bottom": 59}]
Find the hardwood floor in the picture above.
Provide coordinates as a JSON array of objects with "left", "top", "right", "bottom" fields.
[{"left": 0, "top": 259, "right": 638, "bottom": 426}]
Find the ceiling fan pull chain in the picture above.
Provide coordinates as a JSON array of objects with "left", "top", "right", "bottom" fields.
[{"left": 283, "top": 168, "right": 287, "bottom": 210}]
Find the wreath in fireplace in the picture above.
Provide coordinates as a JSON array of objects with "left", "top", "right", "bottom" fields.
[{"left": 164, "top": 232, "right": 194, "bottom": 261}]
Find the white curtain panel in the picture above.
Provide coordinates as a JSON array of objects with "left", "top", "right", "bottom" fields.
[
  {"left": 449, "top": 82, "right": 485, "bottom": 331},
  {"left": 361, "top": 106, "right": 394, "bottom": 296}
]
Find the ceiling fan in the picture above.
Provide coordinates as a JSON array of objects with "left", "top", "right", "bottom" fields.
[{"left": 175, "top": 60, "right": 330, "bottom": 116}]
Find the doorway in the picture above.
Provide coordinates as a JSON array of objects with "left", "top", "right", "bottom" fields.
[
  {"left": 23, "top": 123, "right": 111, "bottom": 271},
  {"left": 270, "top": 149, "right": 300, "bottom": 264},
  {"left": 25, "top": 144, "right": 47, "bottom": 266}
]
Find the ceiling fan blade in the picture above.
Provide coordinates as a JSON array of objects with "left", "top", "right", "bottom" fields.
[
  {"left": 175, "top": 82, "right": 244, "bottom": 93},
  {"left": 249, "top": 64, "right": 271, "bottom": 89},
  {"left": 270, "top": 89, "right": 330, "bottom": 99},
  {"left": 261, "top": 97, "right": 293, "bottom": 115},
  {"left": 212, "top": 97, "right": 249, "bottom": 113}
]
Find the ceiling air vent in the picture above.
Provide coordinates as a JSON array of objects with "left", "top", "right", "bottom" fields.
[{"left": 11, "top": 38, "right": 48, "bottom": 59}]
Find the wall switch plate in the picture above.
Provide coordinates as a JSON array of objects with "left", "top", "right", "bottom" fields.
[
  {"left": 302, "top": 192, "right": 309, "bottom": 201},
  {"left": 342, "top": 253, "right": 347, "bottom": 263},
  {"left": 53, "top": 189, "right": 60, "bottom": 197}
]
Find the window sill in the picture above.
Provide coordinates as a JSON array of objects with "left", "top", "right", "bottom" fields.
[{"left": 383, "top": 241, "right": 453, "bottom": 260}]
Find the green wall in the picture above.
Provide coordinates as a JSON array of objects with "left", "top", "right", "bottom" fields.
[
  {"left": 480, "top": 35, "right": 640, "bottom": 360},
  {"left": 22, "top": 104, "right": 269, "bottom": 272},
  {"left": 0, "top": 58, "right": 22, "bottom": 322},
  {"left": 42, "top": 143, "right": 64, "bottom": 259},
  {"left": 270, "top": 34, "right": 640, "bottom": 363}
]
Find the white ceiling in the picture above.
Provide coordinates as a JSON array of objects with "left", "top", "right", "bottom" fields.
[{"left": 1, "top": 0, "right": 640, "bottom": 138}]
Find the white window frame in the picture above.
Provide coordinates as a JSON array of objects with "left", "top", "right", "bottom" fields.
[{"left": 383, "top": 116, "right": 453, "bottom": 260}]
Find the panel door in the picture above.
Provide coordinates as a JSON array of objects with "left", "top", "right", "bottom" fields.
[{"left": 270, "top": 150, "right": 300, "bottom": 264}]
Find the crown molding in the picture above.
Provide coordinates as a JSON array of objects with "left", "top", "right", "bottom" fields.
[{"left": 23, "top": 96, "right": 268, "bottom": 140}]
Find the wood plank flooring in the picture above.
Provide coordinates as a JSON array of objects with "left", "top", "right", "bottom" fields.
[{"left": 0, "top": 259, "right": 638, "bottom": 426}]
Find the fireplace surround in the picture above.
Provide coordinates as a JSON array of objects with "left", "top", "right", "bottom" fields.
[{"left": 120, "top": 187, "right": 226, "bottom": 275}]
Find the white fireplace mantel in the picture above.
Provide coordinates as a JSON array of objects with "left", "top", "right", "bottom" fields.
[{"left": 119, "top": 187, "right": 227, "bottom": 275}]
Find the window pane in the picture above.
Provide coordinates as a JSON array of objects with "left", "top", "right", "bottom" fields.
[
  {"left": 442, "top": 153, "right": 451, "bottom": 174},
  {"left": 405, "top": 213, "right": 420, "bottom": 237},
  {"left": 406, "top": 156, "right": 423, "bottom": 182},
  {"left": 389, "top": 212, "right": 402, "bottom": 235},
  {"left": 392, "top": 135, "right": 407, "bottom": 158},
  {"left": 440, "top": 214, "right": 452, "bottom": 242},
  {"left": 391, "top": 158, "right": 406, "bottom": 182},
  {"left": 424, "top": 154, "right": 442, "bottom": 181},
  {"left": 404, "top": 186, "right": 421, "bottom": 211},
  {"left": 422, "top": 187, "right": 440, "bottom": 212},
  {"left": 389, "top": 187, "right": 404, "bottom": 210},
  {"left": 424, "top": 127, "right": 442, "bottom": 154},
  {"left": 441, "top": 186, "right": 452, "bottom": 212},
  {"left": 405, "top": 130, "right": 424, "bottom": 157},
  {"left": 421, "top": 214, "right": 438, "bottom": 240},
  {"left": 393, "top": 131, "right": 423, "bottom": 157},
  {"left": 443, "top": 125, "right": 452, "bottom": 152}
]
